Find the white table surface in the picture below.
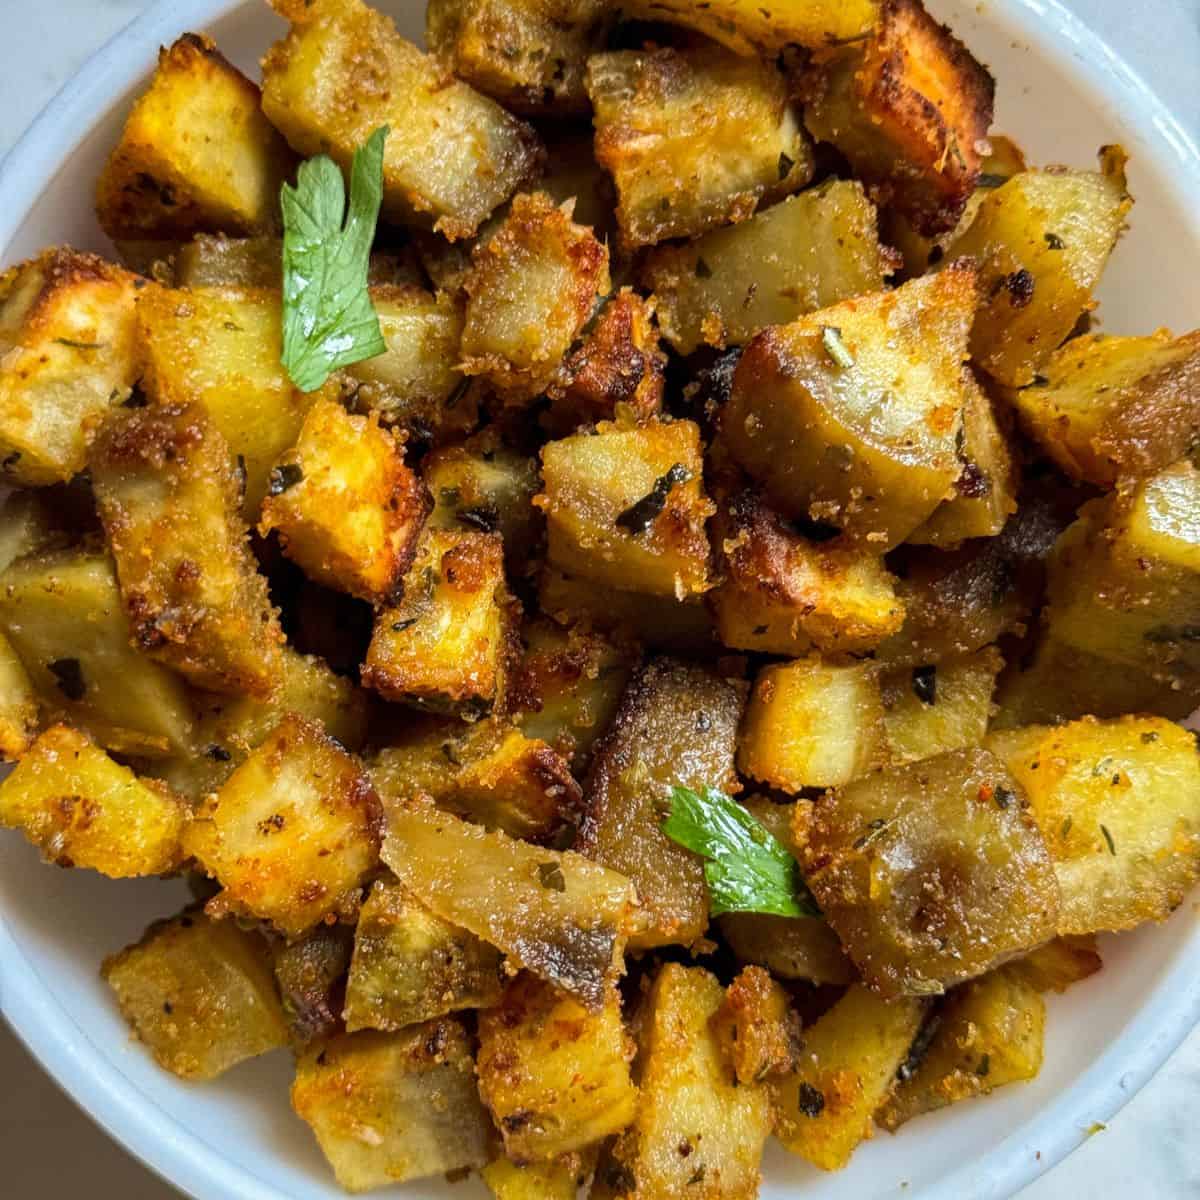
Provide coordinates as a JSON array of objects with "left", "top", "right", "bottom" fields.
[{"left": 1, "top": 1, "right": 1199, "bottom": 1197}]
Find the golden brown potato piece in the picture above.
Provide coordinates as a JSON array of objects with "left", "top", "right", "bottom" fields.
[
  {"left": 797, "top": 748, "right": 1061, "bottom": 997},
  {"left": 102, "top": 909, "right": 288, "bottom": 1081},
  {"left": 578, "top": 657, "right": 745, "bottom": 949},
  {"left": 805, "top": 0, "right": 995, "bottom": 235},
  {"left": 0, "top": 724, "right": 187, "bottom": 877},
  {"left": 291, "top": 1021, "right": 491, "bottom": 1191},
  {"left": 262, "top": 0, "right": 542, "bottom": 240},
  {"left": 721, "top": 263, "right": 975, "bottom": 548},
  {"left": 271, "top": 923, "right": 354, "bottom": 1049},
  {"left": 96, "top": 34, "right": 295, "bottom": 241},
  {"left": 184, "top": 714, "right": 382, "bottom": 938},
  {"left": 0, "top": 631, "right": 39, "bottom": 760},
  {"left": 460, "top": 191, "right": 609, "bottom": 403},
  {"left": 1011, "top": 935, "right": 1102, "bottom": 994},
  {"left": 259, "top": 398, "right": 430, "bottom": 604},
  {"left": 427, "top": 0, "right": 612, "bottom": 115},
  {"left": 482, "top": 1151, "right": 597, "bottom": 1200},
  {"left": 537, "top": 415, "right": 714, "bottom": 599},
  {"left": 0, "top": 249, "right": 140, "bottom": 486},
  {"left": 90, "top": 402, "right": 283, "bottom": 699},
  {"left": 477, "top": 974, "right": 638, "bottom": 1162},
  {"left": 1011, "top": 330, "right": 1200, "bottom": 487},
  {"left": 711, "top": 965, "right": 802, "bottom": 1085},
  {"left": 586, "top": 46, "right": 812, "bottom": 249},
  {"left": 641, "top": 181, "right": 893, "bottom": 356}
]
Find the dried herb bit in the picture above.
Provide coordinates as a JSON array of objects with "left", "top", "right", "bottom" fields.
[
  {"left": 1044, "top": 231, "right": 1066, "bottom": 250},
  {"left": 695, "top": 256, "right": 713, "bottom": 279},
  {"left": 820, "top": 325, "right": 855, "bottom": 369},
  {"left": 1141, "top": 731, "right": 1160, "bottom": 745},
  {"left": 778, "top": 151, "right": 795, "bottom": 180},
  {"left": 853, "top": 817, "right": 890, "bottom": 851},
  {"left": 977, "top": 172, "right": 1009, "bottom": 189},
  {"left": 537, "top": 861, "right": 566, "bottom": 892},
  {"left": 994, "top": 786, "right": 1015, "bottom": 810},
  {"left": 911, "top": 665, "right": 937, "bottom": 706},
  {"left": 795, "top": 1081, "right": 826, "bottom": 1118},
  {"left": 390, "top": 617, "right": 418, "bottom": 633},
  {"left": 1061, "top": 816, "right": 1073, "bottom": 839},
  {"left": 53, "top": 337, "right": 104, "bottom": 351},
  {"left": 48, "top": 657, "right": 86, "bottom": 701},
  {"left": 205, "top": 744, "right": 232, "bottom": 762},
  {"left": 1100, "top": 824, "right": 1116, "bottom": 856},
  {"left": 444, "top": 376, "right": 471, "bottom": 410},
  {"left": 457, "top": 504, "right": 499, "bottom": 533},
  {"left": 688, "top": 1166, "right": 706, "bottom": 1186},
  {"left": 615, "top": 463, "right": 692, "bottom": 535},
  {"left": 268, "top": 462, "right": 304, "bottom": 496},
  {"left": 976, "top": 1053, "right": 991, "bottom": 1077}
]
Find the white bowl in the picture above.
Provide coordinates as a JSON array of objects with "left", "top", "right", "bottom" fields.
[{"left": 1, "top": 2, "right": 1199, "bottom": 1197}]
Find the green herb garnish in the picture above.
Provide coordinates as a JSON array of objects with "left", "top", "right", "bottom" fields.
[
  {"left": 820, "top": 325, "right": 855, "bottom": 369},
  {"left": 662, "top": 785, "right": 820, "bottom": 918},
  {"left": 280, "top": 126, "right": 389, "bottom": 392}
]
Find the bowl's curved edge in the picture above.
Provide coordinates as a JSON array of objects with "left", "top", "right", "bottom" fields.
[{"left": 1, "top": 1, "right": 1199, "bottom": 1199}]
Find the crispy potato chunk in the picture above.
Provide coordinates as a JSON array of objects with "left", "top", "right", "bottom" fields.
[
  {"left": 722, "top": 264, "right": 975, "bottom": 548},
  {"left": 738, "top": 657, "right": 885, "bottom": 791},
  {"left": 0, "top": 724, "right": 187, "bottom": 876},
  {"left": 538, "top": 415, "right": 714, "bottom": 599},
  {"left": 382, "top": 796, "right": 637, "bottom": 1009},
  {"left": 878, "top": 965, "right": 1045, "bottom": 1130},
  {"left": 482, "top": 1150, "right": 597, "bottom": 1200},
  {"left": 586, "top": 46, "right": 812, "bottom": 249},
  {"left": 271, "top": 924, "right": 354, "bottom": 1048},
  {"left": 0, "top": 631, "right": 39, "bottom": 760},
  {"left": 600, "top": 964, "right": 772, "bottom": 1200},
  {"left": 711, "top": 966, "right": 802, "bottom": 1085},
  {"left": 773, "top": 984, "right": 926, "bottom": 1170},
  {"left": 805, "top": 0, "right": 995, "bottom": 235},
  {"left": 1011, "top": 935, "right": 1102, "bottom": 994},
  {"left": 709, "top": 490, "right": 903, "bottom": 657},
  {"left": 184, "top": 714, "right": 382, "bottom": 938},
  {"left": 291, "top": 1021, "right": 491, "bottom": 1191},
  {"left": 797, "top": 748, "right": 1060, "bottom": 997},
  {"left": 0, "top": 249, "right": 139, "bottom": 485},
  {"left": 946, "top": 148, "right": 1131, "bottom": 386},
  {"left": 262, "top": 0, "right": 542, "bottom": 240},
  {"left": 259, "top": 398, "right": 429, "bottom": 604},
  {"left": 1012, "top": 330, "right": 1200, "bottom": 487},
  {"left": 95, "top": 34, "right": 294, "bottom": 241},
  {"left": 0, "top": 547, "right": 196, "bottom": 757},
  {"left": 641, "top": 181, "right": 893, "bottom": 356},
  {"left": 102, "top": 910, "right": 288, "bottom": 1080},
  {"left": 363, "top": 528, "right": 518, "bottom": 717},
  {"left": 986, "top": 716, "right": 1200, "bottom": 935},
  {"left": 460, "top": 192, "right": 609, "bottom": 403},
  {"left": 427, "top": 0, "right": 612, "bottom": 115},
  {"left": 344, "top": 878, "right": 503, "bottom": 1032},
  {"left": 478, "top": 974, "right": 638, "bottom": 1162},
  {"left": 90, "top": 402, "right": 283, "bottom": 698},
  {"left": 579, "top": 658, "right": 745, "bottom": 949}
]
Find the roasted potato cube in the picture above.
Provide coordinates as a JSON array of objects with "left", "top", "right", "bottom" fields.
[
  {"left": 102, "top": 909, "right": 288, "bottom": 1080},
  {"left": 382, "top": 796, "right": 637, "bottom": 1009},
  {"left": 641, "top": 181, "right": 893, "bottom": 356},
  {"left": 0, "top": 249, "right": 139, "bottom": 485},
  {"left": 0, "top": 547, "right": 196, "bottom": 757},
  {"left": 90, "top": 401, "right": 283, "bottom": 698},
  {"left": 460, "top": 192, "right": 609, "bottom": 403},
  {"left": 184, "top": 714, "right": 382, "bottom": 937},
  {"left": 721, "top": 263, "right": 975, "bottom": 548},
  {"left": 738, "top": 657, "right": 885, "bottom": 791},
  {"left": 291, "top": 1021, "right": 491, "bottom": 1191},
  {"left": 135, "top": 284, "right": 327, "bottom": 515},
  {"left": 1011, "top": 935, "right": 1102, "bottom": 994},
  {"left": 478, "top": 974, "right": 637, "bottom": 1161},
  {"left": 363, "top": 528, "right": 518, "bottom": 717},
  {"left": 544, "top": 288, "right": 666, "bottom": 434},
  {"left": 538, "top": 415, "right": 714, "bottom": 599},
  {"left": 427, "top": 0, "right": 612, "bottom": 115},
  {"left": 946, "top": 148, "right": 1131, "bottom": 386},
  {"left": 878, "top": 965, "right": 1045, "bottom": 1130},
  {"left": 579, "top": 658, "right": 745, "bottom": 948},
  {"left": 586, "top": 46, "right": 812, "bottom": 249},
  {"left": 482, "top": 1150, "right": 597, "bottom": 1200},
  {"left": 881, "top": 648, "right": 1002, "bottom": 765},
  {"left": 773, "top": 984, "right": 925, "bottom": 1169},
  {"left": 96, "top": 34, "right": 294, "bottom": 241},
  {"left": 603, "top": 964, "right": 772, "bottom": 1200},
  {"left": 344, "top": 878, "right": 503, "bottom": 1032},
  {"left": 175, "top": 234, "right": 283, "bottom": 287},
  {"left": 711, "top": 965, "right": 802, "bottom": 1084},
  {"left": 0, "top": 631, "right": 39, "bottom": 759},
  {"left": 709, "top": 490, "right": 904, "bottom": 657},
  {"left": 986, "top": 716, "right": 1200, "bottom": 935},
  {"left": 1012, "top": 330, "right": 1200, "bottom": 487},
  {"left": 272, "top": 923, "right": 355, "bottom": 1048},
  {"left": 259, "top": 398, "right": 429, "bottom": 603},
  {"left": 797, "top": 748, "right": 1060, "bottom": 997},
  {"left": 262, "top": 0, "right": 542, "bottom": 240},
  {"left": 805, "top": 0, "right": 995, "bottom": 235},
  {"left": 0, "top": 724, "right": 186, "bottom": 876}
]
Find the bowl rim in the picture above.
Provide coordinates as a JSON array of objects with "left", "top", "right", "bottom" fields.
[{"left": 2, "top": 1, "right": 1199, "bottom": 1198}]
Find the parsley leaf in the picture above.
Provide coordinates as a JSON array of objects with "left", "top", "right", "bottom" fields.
[
  {"left": 662, "top": 785, "right": 821, "bottom": 918},
  {"left": 280, "top": 126, "right": 389, "bottom": 392}
]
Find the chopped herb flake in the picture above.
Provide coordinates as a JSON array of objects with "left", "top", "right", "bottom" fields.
[
  {"left": 537, "top": 861, "right": 566, "bottom": 892},
  {"left": 1044, "top": 231, "right": 1066, "bottom": 250},
  {"left": 1100, "top": 824, "right": 1116, "bottom": 856},
  {"left": 268, "top": 462, "right": 304, "bottom": 496},
  {"left": 796, "top": 1081, "right": 826, "bottom": 1117},
  {"left": 615, "top": 463, "right": 691, "bottom": 535},
  {"left": 820, "top": 325, "right": 855, "bottom": 369}
]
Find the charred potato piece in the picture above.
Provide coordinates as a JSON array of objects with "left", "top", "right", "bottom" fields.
[
  {"left": 272, "top": 923, "right": 355, "bottom": 1049},
  {"left": 711, "top": 965, "right": 802, "bottom": 1085}
]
